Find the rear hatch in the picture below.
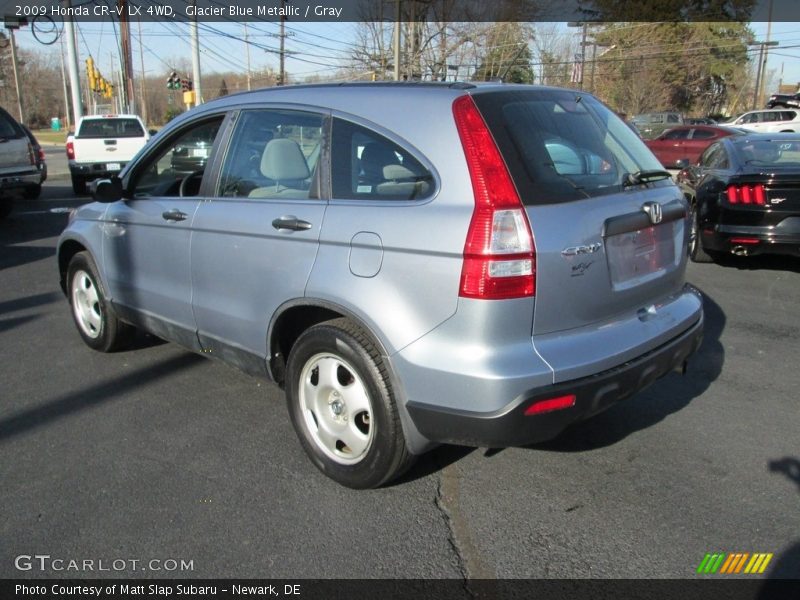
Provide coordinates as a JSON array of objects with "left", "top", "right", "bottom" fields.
[
  {"left": 472, "top": 89, "right": 692, "bottom": 380},
  {"left": 0, "top": 111, "right": 34, "bottom": 176},
  {"left": 75, "top": 116, "right": 148, "bottom": 163}
]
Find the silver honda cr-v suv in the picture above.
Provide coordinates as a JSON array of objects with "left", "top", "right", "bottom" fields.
[{"left": 58, "top": 83, "right": 703, "bottom": 488}]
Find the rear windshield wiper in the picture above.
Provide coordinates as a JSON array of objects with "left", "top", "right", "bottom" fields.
[{"left": 623, "top": 169, "right": 672, "bottom": 187}]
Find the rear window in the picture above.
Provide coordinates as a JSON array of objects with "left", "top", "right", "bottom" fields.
[
  {"left": 473, "top": 89, "right": 665, "bottom": 204},
  {"left": 77, "top": 118, "right": 145, "bottom": 138},
  {"left": 731, "top": 137, "right": 800, "bottom": 168}
]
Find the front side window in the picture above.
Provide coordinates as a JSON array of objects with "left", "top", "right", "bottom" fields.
[
  {"left": 330, "top": 119, "right": 434, "bottom": 201},
  {"left": 218, "top": 109, "right": 323, "bottom": 200},
  {"left": 129, "top": 118, "right": 223, "bottom": 198}
]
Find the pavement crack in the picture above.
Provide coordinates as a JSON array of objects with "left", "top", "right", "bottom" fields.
[{"left": 435, "top": 460, "right": 494, "bottom": 589}]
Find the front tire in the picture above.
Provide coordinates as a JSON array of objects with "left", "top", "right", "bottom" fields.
[
  {"left": 71, "top": 175, "right": 86, "bottom": 195},
  {"left": 285, "top": 318, "right": 414, "bottom": 488},
  {"left": 67, "top": 252, "right": 134, "bottom": 352},
  {"left": 23, "top": 184, "right": 41, "bottom": 200}
]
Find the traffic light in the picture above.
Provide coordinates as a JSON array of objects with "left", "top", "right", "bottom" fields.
[
  {"left": 167, "top": 71, "right": 179, "bottom": 89},
  {"left": 86, "top": 57, "right": 96, "bottom": 91},
  {"left": 181, "top": 79, "right": 193, "bottom": 92}
]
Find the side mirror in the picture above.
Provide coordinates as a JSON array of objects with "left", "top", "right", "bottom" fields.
[
  {"left": 148, "top": 129, "right": 158, "bottom": 136},
  {"left": 675, "top": 159, "right": 690, "bottom": 169},
  {"left": 91, "top": 177, "right": 123, "bottom": 203}
]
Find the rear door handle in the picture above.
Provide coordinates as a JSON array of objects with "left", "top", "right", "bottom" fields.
[
  {"left": 272, "top": 216, "right": 312, "bottom": 231},
  {"left": 162, "top": 209, "right": 188, "bottom": 222}
]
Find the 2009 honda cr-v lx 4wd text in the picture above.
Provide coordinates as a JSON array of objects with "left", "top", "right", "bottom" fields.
[{"left": 58, "top": 83, "right": 704, "bottom": 488}]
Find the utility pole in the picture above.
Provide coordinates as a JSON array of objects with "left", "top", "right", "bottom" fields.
[
  {"left": 117, "top": 0, "right": 135, "bottom": 113},
  {"left": 59, "top": 36, "right": 71, "bottom": 130},
  {"left": 243, "top": 23, "right": 252, "bottom": 90},
  {"left": 393, "top": 0, "right": 401, "bottom": 81},
  {"left": 190, "top": 0, "right": 202, "bottom": 105},
  {"left": 64, "top": 4, "right": 83, "bottom": 122},
  {"left": 758, "top": 0, "right": 774, "bottom": 107},
  {"left": 279, "top": 0, "right": 286, "bottom": 85},
  {"left": 8, "top": 27, "right": 23, "bottom": 124},
  {"left": 137, "top": 17, "right": 147, "bottom": 124}
]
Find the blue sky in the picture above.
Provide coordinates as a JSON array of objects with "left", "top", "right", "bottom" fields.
[{"left": 13, "top": 20, "right": 800, "bottom": 92}]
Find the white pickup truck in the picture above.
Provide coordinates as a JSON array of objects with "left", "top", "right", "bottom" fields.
[{"left": 67, "top": 114, "right": 150, "bottom": 194}]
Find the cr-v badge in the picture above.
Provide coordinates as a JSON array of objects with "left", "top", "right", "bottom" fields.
[{"left": 561, "top": 242, "right": 601, "bottom": 257}]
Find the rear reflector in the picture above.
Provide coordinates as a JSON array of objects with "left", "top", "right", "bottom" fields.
[
  {"left": 524, "top": 394, "right": 576, "bottom": 416},
  {"left": 730, "top": 237, "right": 760, "bottom": 245},
  {"left": 453, "top": 95, "right": 536, "bottom": 300},
  {"left": 726, "top": 183, "right": 766, "bottom": 205}
]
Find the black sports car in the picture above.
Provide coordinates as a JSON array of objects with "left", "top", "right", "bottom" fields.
[{"left": 676, "top": 133, "right": 800, "bottom": 262}]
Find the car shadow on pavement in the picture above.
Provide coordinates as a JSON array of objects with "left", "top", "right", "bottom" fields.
[
  {"left": 757, "top": 457, "right": 800, "bottom": 584},
  {"left": 0, "top": 207, "right": 69, "bottom": 271},
  {"left": 527, "top": 290, "right": 726, "bottom": 454},
  {"left": 0, "top": 352, "right": 204, "bottom": 445}
]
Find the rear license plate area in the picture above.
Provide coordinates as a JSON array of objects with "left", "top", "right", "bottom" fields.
[{"left": 606, "top": 221, "right": 677, "bottom": 288}]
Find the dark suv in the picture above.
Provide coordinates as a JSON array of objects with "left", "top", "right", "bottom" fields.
[
  {"left": 0, "top": 106, "right": 42, "bottom": 219},
  {"left": 58, "top": 83, "right": 703, "bottom": 488}
]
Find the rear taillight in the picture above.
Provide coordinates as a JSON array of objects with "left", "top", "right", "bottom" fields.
[
  {"left": 453, "top": 95, "right": 535, "bottom": 300},
  {"left": 726, "top": 183, "right": 766, "bottom": 206},
  {"left": 38, "top": 148, "right": 45, "bottom": 162},
  {"left": 66, "top": 140, "right": 75, "bottom": 160}
]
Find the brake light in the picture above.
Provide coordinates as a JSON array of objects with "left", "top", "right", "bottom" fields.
[
  {"left": 726, "top": 183, "right": 766, "bottom": 205},
  {"left": 525, "top": 394, "right": 576, "bottom": 415},
  {"left": 66, "top": 140, "right": 75, "bottom": 160},
  {"left": 453, "top": 95, "right": 535, "bottom": 299}
]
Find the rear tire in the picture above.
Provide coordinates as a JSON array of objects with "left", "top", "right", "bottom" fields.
[
  {"left": 688, "top": 203, "right": 715, "bottom": 263},
  {"left": 23, "top": 184, "right": 41, "bottom": 200},
  {"left": 0, "top": 198, "right": 12, "bottom": 220},
  {"left": 67, "top": 252, "right": 135, "bottom": 352},
  {"left": 285, "top": 318, "right": 415, "bottom": 488},
  {"left": 71, "top": 176, "right": 86, "bottom": 195}
]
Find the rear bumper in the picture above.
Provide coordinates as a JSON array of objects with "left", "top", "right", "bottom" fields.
[
  {"left": 0, "top": 169, "right": 41, "bottom": 193},
  {"left": 406, "top": 315, "right": 703, "bottom": 448},
  {"left": 702, "top": 221, "right": 800, "bottom": 256},
  {"left": 69, "top": 161, "right": 127, "bottom": 180}
]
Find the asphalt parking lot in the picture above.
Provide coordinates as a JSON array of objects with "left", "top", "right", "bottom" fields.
[{"left": 1, "top": 176, "right": 799, "bottom": 582}]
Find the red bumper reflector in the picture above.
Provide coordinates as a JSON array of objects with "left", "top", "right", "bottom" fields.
[
  {"left": 525, "top": 394, "right": 577, "bottom": 416},
  {"left": 730, "top": 237, "right": 760, "bottom": 245}
]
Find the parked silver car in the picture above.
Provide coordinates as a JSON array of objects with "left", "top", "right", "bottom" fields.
[{"left": 58, "top": 83, "right": 703, "bottom": 488}]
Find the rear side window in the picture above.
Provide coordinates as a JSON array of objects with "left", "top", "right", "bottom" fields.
[
  {"left": 0, "top": 109, "right": 24, "bottom": 139},
  {"left": 331, "top": 119, "right": 434, "bottom": 201},
  {"left": 691, "top": 129, "right": 715, "bottom": 140},
  {"left": 77, "top": 118, "right": 144, "bottom": 138},
  {"left": 473, "top": 89, "right": 665, "bottom": 204}
]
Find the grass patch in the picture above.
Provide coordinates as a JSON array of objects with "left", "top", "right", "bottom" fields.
[{"left": 32, "top": 129, "right": 70, "bottom": 144}]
